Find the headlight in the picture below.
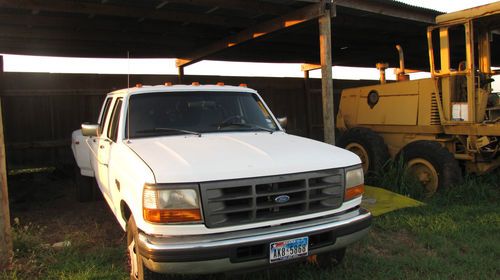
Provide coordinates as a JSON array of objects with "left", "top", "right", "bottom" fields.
[
  {"left": 143, "top": 185, "right": 202, "bottom": 224},
  {"left": 344, "top": 167, "right": 364, "bottom": 201}
]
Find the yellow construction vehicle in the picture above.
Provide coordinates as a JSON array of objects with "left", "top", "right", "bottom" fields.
[{"left": 337, "top": 3, "right": 500, "bottom": 194}]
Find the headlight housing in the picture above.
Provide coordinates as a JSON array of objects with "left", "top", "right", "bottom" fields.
[
  {"left": 143, "top": 184, "right": 202, "bottom": 224},
  {"left": 344, "top": 167, "right": 364, "bottom": 201}
]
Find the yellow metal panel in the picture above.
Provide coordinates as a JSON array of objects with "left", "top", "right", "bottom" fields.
[
  {"left": 355, "top": 81, "right": 419, "bottom": 126},
  {"left": 337, "top": 88, "right": 361, "bottom": 128},
  {"left": 361, "top": 186, "right": 424, "bottom": 217}
]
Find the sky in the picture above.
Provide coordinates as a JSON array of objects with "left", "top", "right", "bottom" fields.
[{"left": 1, "top": 0, "right": 499, "bottom": 90}]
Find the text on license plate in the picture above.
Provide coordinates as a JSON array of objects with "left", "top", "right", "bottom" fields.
[{"left": 269, "top": 236, "right": 309, "bottom": 263}]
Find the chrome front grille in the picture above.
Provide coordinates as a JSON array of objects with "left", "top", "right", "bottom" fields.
[{"left": 200, "top": 169, "right": 344, "bottom": 228}]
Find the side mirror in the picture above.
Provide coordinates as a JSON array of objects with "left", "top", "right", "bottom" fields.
[
  {"left": 81, "top": 123, "right": 99, "bottom": 137},
  {"left": 277, "top": 117, "right": 288, "bottom": 130}
]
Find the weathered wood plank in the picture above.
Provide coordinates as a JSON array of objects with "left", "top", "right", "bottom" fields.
[
  {"left": 0, "top": 55, "right": 13, "bottom": 270},
  {"left": 319, "top": 2, "right": 335, "bottom": 145}
]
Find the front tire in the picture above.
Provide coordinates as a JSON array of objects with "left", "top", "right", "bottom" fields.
[
  {"left": 399, "top": 140, "right": 462, "bottom": 195},
  {"left": 338, "top": 127, "right": 390, "bottom": 176},
  {"left": 127, "top": 216, "right": 162, "bottom": 280}
]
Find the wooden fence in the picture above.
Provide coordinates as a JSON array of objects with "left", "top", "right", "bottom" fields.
[{"left": 0, "top": 72, "right": 374, "bottom": 170}]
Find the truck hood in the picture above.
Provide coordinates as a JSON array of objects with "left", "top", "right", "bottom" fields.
[{"left": 126, "top": 132, "right": 361, "bottom": 183}]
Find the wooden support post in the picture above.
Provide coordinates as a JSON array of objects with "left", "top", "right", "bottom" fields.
[
  {"left": 318, "top": 1, "right": 335, "bottom": 145},
  {"left": 177, "top": 66, "right": 184, "bottom": 84},
  {"left": 0, "top": 55, "right": 13, "bottom": 270},
  {"left": 303, "top": 70, "right": 312, "bottom": 138}
]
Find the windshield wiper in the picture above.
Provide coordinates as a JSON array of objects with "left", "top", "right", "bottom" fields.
[
  {"left": 136, "top": 127, "right": 201, "bottom": 137},
  {"left": 218, "top": 122, "right": 275, "bottom": 134}
]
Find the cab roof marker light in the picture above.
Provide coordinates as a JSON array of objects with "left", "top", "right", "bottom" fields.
[
  {"left": 239, "top": 83, "right": 248, "bottom": 87},
  {"left": 135, "top": 83, "right": 143, "bottom": 88},
  {"left": 192, "top": 82, "right": 200, "bottom": 86},
  {"left": 164, "top": 82, "right": 173, "bottom": 86},
  {"left": 216, "top": 82, "right": 224, "bottom": 86}
]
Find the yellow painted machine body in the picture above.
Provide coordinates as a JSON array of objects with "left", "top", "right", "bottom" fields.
[{"left": 337, "top": 2, "right": 500, "bottom": 175}]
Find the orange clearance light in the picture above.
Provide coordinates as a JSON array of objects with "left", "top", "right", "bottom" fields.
[
  {"left": 192, "top": 82, "right": 200, "bottom": 86},
  {"left": 216, "top": 82, "right": 224, "bottom": 86},
  {"left": 135, "top": 83, "right": 143, "bottom": 88},
  {"left": 143, "top": 208, "right": 202, "bottom": 223},
  {"left": 239, "top": 83, "right": 248, "bottom": 87},
  {"left": 345, "top": 184, "right": 365, "bottom": 201},
  {"left": 164, "top": 82, "right": 173, "bottom": 86}
]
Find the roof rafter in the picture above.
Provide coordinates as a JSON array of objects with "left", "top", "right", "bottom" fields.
[{"left": 176, "top": 2, "right": 329, "bottom": 68}]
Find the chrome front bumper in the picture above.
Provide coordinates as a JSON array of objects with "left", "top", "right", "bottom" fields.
[{"left": 138, "top": 207, "right": 371, "bottom": 274}]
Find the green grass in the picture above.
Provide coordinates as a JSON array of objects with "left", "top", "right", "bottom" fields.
[
  {"left": 1, "top": 172, "right": 499, "bottom": 280},
  {"left": 1, "top": 221, "right": 127, "bottom": 280}
]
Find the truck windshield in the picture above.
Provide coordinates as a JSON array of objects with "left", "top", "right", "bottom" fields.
[{"left": 126, "top": 91, "right": 279, "bottom": 138}]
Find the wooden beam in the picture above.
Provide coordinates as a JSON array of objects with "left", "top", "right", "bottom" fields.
[
  {"left": 301, "top": 63, "right": 321, "bottom": 72},
  {"left": 176, "top": 2, "right": 326, "bottom": 68},
  {"left": 0, "top": 0, "right": 252, "bottom": 28},
  {"left": 319, "top": 2, "right": 335, "bottom": 145},
  {"left": 335, "top": 0, "right": 437, "bottom": 24},
  {"left": 0, "top": 55, "right": 13, "bottom": 270}
]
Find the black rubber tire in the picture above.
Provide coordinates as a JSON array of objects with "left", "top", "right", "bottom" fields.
[
  {"left": 314, "top": 248, "right": 346, "bottom": 268},
  {"left": 127, "top": 216, "right": 163, "bottom": 280},
  {"left": 338, "top": 127, "right": 390, "bottom": 175},
  {"left": 74, "top": 166, "right": 99, "bottom": 202},
  {"left": 399, "top": 140, "right": 463, "bottom": 193}
]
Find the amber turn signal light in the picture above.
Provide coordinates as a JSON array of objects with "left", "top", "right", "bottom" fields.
[
  {"left": 143, "top": 208, "right": 202, "bottom": 223},
  {"left": 345, "top": 184, "right": 364, "bottom": 201}
]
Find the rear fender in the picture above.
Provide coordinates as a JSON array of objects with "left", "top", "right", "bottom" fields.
[{"left": 71, "top": 129, "right": 94, "bottom": 177}]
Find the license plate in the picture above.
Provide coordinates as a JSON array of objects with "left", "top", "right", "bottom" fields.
[{"left": 269, "top": 236, "right": 309, "bottom": 263}]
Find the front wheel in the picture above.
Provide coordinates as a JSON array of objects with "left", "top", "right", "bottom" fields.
[
  {"left": 127, "top": 216, "right": 162, "bottom": 280},
  {"left": 338, "top": 127, "right": 390, "bottom": 176}
]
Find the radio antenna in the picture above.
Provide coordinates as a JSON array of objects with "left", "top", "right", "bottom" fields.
[{"left": 127, "top": 50, "right": 130, "bottom": 89}]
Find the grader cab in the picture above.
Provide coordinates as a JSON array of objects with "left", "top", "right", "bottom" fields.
[{"left": 337, "top": 3, "right": 500, "bottom": 194}]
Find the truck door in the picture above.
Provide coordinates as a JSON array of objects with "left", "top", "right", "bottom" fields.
[
  {"left": 94, "top": 98, "right": 123, "bottom": 200},
  {"left": 89, "top": 97, "right": 112, "bottom": 186}
]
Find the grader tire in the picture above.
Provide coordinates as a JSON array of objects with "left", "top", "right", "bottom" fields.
[
  {"left": 399, "top": 140, "right": 462, "bottom": 195},
  {"left": 338, "top": 127, "right": 390, "bottom": 176}
]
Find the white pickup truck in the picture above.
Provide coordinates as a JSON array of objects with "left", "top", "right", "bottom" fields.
[{"left": 71, "top": 83, "right": 371, "bottom": 279}]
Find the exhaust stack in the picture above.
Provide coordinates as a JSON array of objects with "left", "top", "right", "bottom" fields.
[{"left": 395, "top": 45, "right": 410, "bottom": 81}]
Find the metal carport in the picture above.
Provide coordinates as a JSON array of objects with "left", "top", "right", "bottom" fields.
[{"left": 0, "top": 0, "right": 474, "bottom": 268}]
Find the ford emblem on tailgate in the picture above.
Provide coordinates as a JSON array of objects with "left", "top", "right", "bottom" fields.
[{"left": 274, "top": 195, "right": 290, "bottom": 204}]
